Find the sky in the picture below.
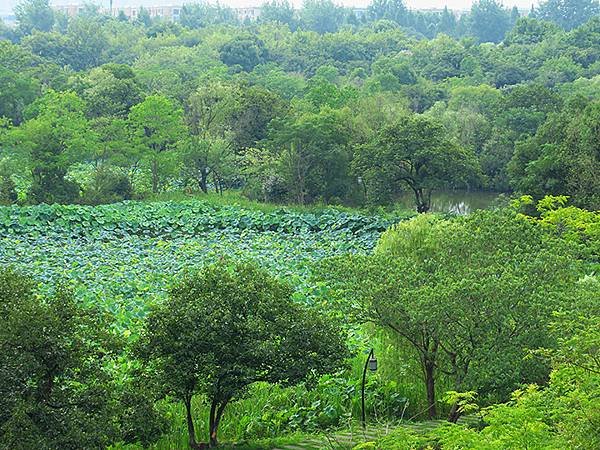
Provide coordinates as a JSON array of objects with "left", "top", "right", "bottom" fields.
[{"left": 1, "top": 0, "right": 541, "bottom": 17}]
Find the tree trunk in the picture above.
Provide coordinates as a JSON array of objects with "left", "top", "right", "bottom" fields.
[
  {"left": 151, "top": 159, "right": 159, "bottom": 194},
  {"left": 448, "top": 402, "right": 461, "bottom": 423},
  {"left": 209, "top": 398, "right": 230, "bottom": 448},
  {"left": 414, "top": 188, "right": 430, "bottom": 213},
  {"left": 198, "top": 169, "right": 208, "bottom": 194},
  {"left": 184, "top": 395, "right": 199, "bottom": 449},
  {"left": 424, "top": 361, "right": 437, "bottom": 419},
  {"left": 208, "top": 399, "right": 217, "bottom": 448}
]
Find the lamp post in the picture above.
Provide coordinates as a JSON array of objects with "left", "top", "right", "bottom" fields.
[{"left": 361, "top": 348, "right": 377, "bottom": 430}]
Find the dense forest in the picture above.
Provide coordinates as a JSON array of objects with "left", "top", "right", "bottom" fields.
[
  {"left": 0, "top": 0, "right": 599, "bottom": 210},
  {"left": 0, "top": 0, "right": 599, "bottom": 449}
]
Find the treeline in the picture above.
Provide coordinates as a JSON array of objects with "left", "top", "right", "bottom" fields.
[{"left": 0, "top": 0, "right": 599, "bottom": 211}]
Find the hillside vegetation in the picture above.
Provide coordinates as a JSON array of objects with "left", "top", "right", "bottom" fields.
[{"left": 0, "top": 0, "right": 599, "bottom": 449}]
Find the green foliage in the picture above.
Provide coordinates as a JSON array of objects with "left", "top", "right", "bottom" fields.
[
  {"left": 268, "top": 106, "right": 355, "bottom": 204},
  {"left": 0, "top": 268, "right": 122, "bottom": 448},
  {"left": 0, "top": 175, "right": 18, "bottom": 205},
  {"left": 137, "top": 261, "right": 348, "bottom": 447},
  {"left": 322, "top": 209, "right": 581, "bottom": 421},
  {"left": 128, "top": 95, "right": 185, "bottom": 193},
  {"left": 352, "top": 114, "right": 480, "bottom": 211},
  {"left": 535, "top": 0, "right": 600, "bottom": 30},
  {"left": 9, "top": 90, "right": 91, "bottom": 204},
  {"left": 15, "top": 0, "right": 54, "bottom": 35},
  {"left": 509, "top": 99, "right": 600, "bottom": 210},
  {"left": 469, "top": 0, "right": 511, "bottom": 43},
  {"left": 219, "top": 35, "right": 268, "bottom": 72}
]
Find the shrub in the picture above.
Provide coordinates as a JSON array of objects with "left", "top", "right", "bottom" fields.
[
  {"left": 0, "top": 175, "right": 17, "bottom": 205},
  {"left": 81, "top": 169, "right": 133, "bottom": 205}
]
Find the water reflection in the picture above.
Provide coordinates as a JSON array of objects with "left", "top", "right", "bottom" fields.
[{"left": 398, "top": 191, "right": 501, "bottom": 215}]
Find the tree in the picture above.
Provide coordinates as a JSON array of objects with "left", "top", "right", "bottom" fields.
[
  {"left": 15, "top": 0, "right": 54, "bottom": 35},
  {"left": 508, "top": 99, "right": 600, "bottom": 210},
  {"left": 178, "top": 3, "right": 237, "bottom": 29},
  {"left": 219, "top": 36, "right": 268, "bottom": 72},
  {"left": 260, "top": 0, "right": 297, "bottom": 28},
  {"left": 8, "top": 90, "right": 92, "bottom": 204},
  {"left": 322, "top": 210, "right": 580, "bottom": 420},
  {"left": 228, "top": 85, "right": 286, "bottom": 151},
  {"left": 182, "top": 82, "right": 240, "bottom": 193},
  {"left": 76, "top": 64, "right": 144, "bottom": 118},
  {"left": 136, "top": 261, "right": 347, "bottom": 449},
  {"left": 268, "top": 106, "right": 354, "bottom": 204},
  {"left": 469, "top": 0, "right": 511, "bottom": 43},
  {"left": 128, "top": 95, "right": 184, "bottom": 194},
  {"left": 352, "top": 114, "right": 480, "bottom": 212},
  {"left": 0, "top": 68, "right": 40, "bottom": 125},
  {"left": 300, "top": 0, "right": 346, "bottom": 34},
  {"left": 504, "top": 17, "right": 561, "bottom": 45},
  {"left": 438, "top": 7, "right": 458, "bottom": 36},
  {"left": 64, "top": 15, "right": 110, "bottom": 71},
  {"left": 411, "top": 34, "right": 466, "bottom": 81},
  {"left": 368, "top": 0, "right": 409, "bottom": 26},
  {"left": 433, "top": 274, "right": 599, "bottom": 449},
  {"left": 0, "top": 268, "right": 121, "bottom": 448},
  {"left": 535, "top": 0, "right": 600, "bottom": 30}
]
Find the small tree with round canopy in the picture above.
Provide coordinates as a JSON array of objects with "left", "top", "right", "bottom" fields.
[{"left": 136, "top": 260, "right": 348, "bottom": 449}]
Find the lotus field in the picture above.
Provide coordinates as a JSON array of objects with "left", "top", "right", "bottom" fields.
[{"left": 0, "top": 200, "right": 410, "bottom": 333}]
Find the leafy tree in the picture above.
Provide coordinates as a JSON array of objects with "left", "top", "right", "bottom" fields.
[
  {"left": 352, "top": 114, "right": 480, "bottom": 212},
  {"left": 411, "top": 34, "right": 466, "bottom": 81},
  {"left": 133, "top": 45, "right": 226, "bottom": 103},
  {"left": 260, "top": 0, "right": 297, "bottom": 28},
  {"left": 504, "top": 17, "right": 561, "bottom": 45},
  {"left": 469, "top": 0, "right": 511, "bottom": 43},
  {"left": 438, "top": 7, "right": 458, "bottom": 36},
  {"left": 219, "top": 36, "right": 268, "bottom": 72},
  {"left": 9, "top": 90, "right": 92, "bottom": 204},
  {"left": 368, "top": 0, "right": 409, "bottom": 25},
  {"left": 136, "top": 7, "right": 153, "bottom": 28},
  {"left": 75, "top": 64, "right": 144, "bottom": 118},
  {"left": 322, "top": 210, "right": 580, "bottom": 420},
  {"left": 300, "top": 0, "right": 346, "bottom": 34},
  {"left": 136, "top": 261, "right": 347, "bottom": 448},
  {"left": 0, "top": 268, "right": 121, "bottom": 448},
  {"left": 432, "top": 274, "right": 599, "bottom": 449},
  {"left": 509, "top": 99, "right": 600, "bottom": 209},
  {"left": 15, "top": 0, "right": 54, "bottom": 35},
  {"left": 64, "top": 15, "right": 110, "bottom": 71},
  {"left": 128, "top": 95, "right": 185, "bottom": 193},
  {"left": 535, "top": 0, "right": 600, "bottom": 30},
  {"left": 234, "top": 86, "right": 286, "bottom": 150},
  {"left": 182, "top": 82, "right": 240, "bottom": 193},
  {"left": 178, "top": 3, "right": 237, "bottom": 29},
  {"left": 268, "top": 106, "right": 354, "bottom": 204},
  {"left": 0, "top": 68, "right": 40, "bottom": 125}
]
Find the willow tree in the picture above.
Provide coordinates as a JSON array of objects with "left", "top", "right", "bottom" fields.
[{"left": 322, "top": 209, "right": 579, "bottom": 420}]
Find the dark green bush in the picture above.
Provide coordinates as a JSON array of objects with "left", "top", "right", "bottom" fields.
[
  {"left": 82, "top": 169, "right": 133, "bottom": 205},
  {"left": 0, "top": 175, "right": 17, "bottom": 205}
]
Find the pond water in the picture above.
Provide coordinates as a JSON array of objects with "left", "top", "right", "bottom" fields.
[{"left": 397, "top": 190, "right": 503, "bottom": 215}]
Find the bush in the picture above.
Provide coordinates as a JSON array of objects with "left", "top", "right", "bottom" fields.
[
  {"left": 81, "top": 169, "right": 133, "bottom": 205},
  {"left": 0, "top": 175, "right": 17, "bottom": 205},
  {"left": 28, "top": 170, "right": 81, "bottom": 204}
]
